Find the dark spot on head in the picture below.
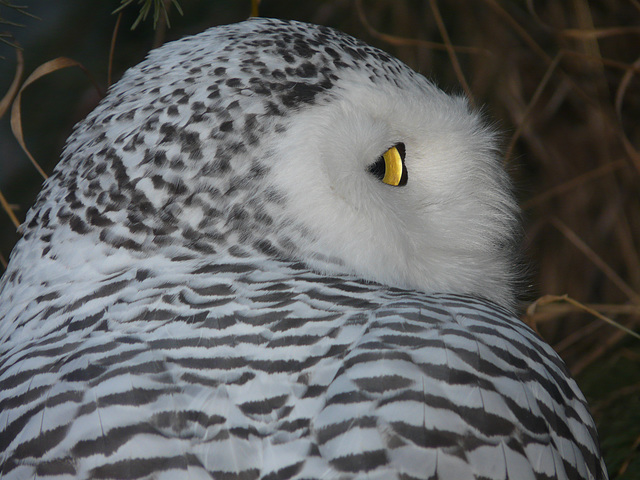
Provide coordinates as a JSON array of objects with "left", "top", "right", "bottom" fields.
[
  {"left": 280, "top": 82, "right": 330, "bottom": 108},
  {"left": 160, "top": 123, "right": 177, "bottom": 143},
  {"left": 296, "top": 62, "right": 318, "bottom": 78},
  {"left": 69, "top": 215, "right": 90, "bottom": 234},
  {"left": 293, "top": 39, "right": 315, "bottom": 58},
  {"left": 87, "top": 207, "right": 114, "bottom": 227},
  {"left": 191, "top": 101, "right": 205, "bottom": 112}
]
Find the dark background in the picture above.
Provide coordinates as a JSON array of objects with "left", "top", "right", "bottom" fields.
[{"left": 1, "top": 1, "right": 639, "bottom": 477}]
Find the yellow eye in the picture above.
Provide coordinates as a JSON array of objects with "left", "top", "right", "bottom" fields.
[{"left": 368, "top": 143, "right": 408, "bottom": 186}]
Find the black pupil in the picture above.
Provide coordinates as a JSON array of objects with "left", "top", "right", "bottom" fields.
[{"left": 368, "top": 157, "right": 386, "bottom": 180}]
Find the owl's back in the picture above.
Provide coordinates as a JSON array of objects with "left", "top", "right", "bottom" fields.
[{"left": 1, "top": 256, "right": 605, "bottom": 479}]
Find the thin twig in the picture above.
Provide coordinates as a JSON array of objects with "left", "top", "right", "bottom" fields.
[
  {"left": 354, "top": 0, "right": 489, "bottom": 56},
  {"left": 429, "top": 0, "right": 474, "bottom": 104},
  {"left": 522, "top": 159, "right": 626, "bottom": 209},
  {"left": 614, "top": 56, "right": 640, "bottom": 174},
  {"left": 108, "top": 11, "right": 123, "bottom": 88},
  {"left": 562, "top": 26, "right": 640, "bottom": 39},
  {"left": 504, "top": 53, "right": 563, "bottom": 164},
  {"left": 571, "top": 328, "right": 628, "bottom": 375},
  {"left": 483, "top": 0, "right": 551, "bottom": 64},
  {"left": 551, "top": 218, "right": 640, "bottom": 305},
  {"left": 483, "top": 0, "right": 599, "bottom": 108},
  {"left": 593, "top": 382, "right": 640, "bottom": 413},
  {"left": 0, "top": 39, "right": 23, "bottom": 119},
  {"left": 11, "top": 57, "right": 104, "bottom": 180},
  {"left": 527, "top": 294, "right": 640, "bottom": 341},
  {"left": 251, "top": 0, "right": 260, "bottom": 17},
  {"left": 0, "top": 189, "right": 20, "bottom": 229},
  {"left": 528, "top": 302, "right": 640, "bottom": 319}
]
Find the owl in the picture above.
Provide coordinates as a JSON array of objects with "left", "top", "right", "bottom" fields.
[{"left": 0, "top": 17, "right": 607, "bottom": 480}]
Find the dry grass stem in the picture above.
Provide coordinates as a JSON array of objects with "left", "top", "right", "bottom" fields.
[
  {"left": 561, "top": 26, "right": 640, "bottom": 39},
  {"left": 551, "top": 218, "right": 640, "bottom": 305},
  {"left": 570, "top": 327, "right": 629, "bottom": 375},
  {"left": 527, "top": 295, "right": 640, "bottom": 342},
  {"left": 615, "top": 56, "right": 640, "bottom": 173},
  {"left": 251, "top": 0, "right": 261, "bottom": 18},
  {"left": 0, "top": 45, "right": 23, "bottom": 119},
  {"left": 504, "top": 53, "right": 563, "bottom": 164},
  {"left": 616, "top": 218, "right": 640, "bottom": 291},
  {"left": 521, "top": 159, "right": 626, "bottom": 209},
  {"left": 354, "top": 0, "right": 488, "bottom": 55},
  {"left": 593, "top": 382, "right": 640, "bottom": 413},
  {"left": 526, "top": 301, "right": 640, "bottom": 330},
  {"left": 108, "top": 11, "right": 123, "bottom": 88},
  {"left": 428, "top": 0, "right": 473, "bottom": 104},
  {"left": 617, "top": 432, "right": 640, "bottom": 476},
  {"left": 11, "top": 57, "right": 104, "bottom": 181},
  {"left": 484, "top": 0, "right": 551, "bottom": 64},
  {"left": 0, "top": 190, "right": 20, "bottom": 229}
]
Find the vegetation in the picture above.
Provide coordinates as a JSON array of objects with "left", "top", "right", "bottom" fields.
[{"left": 1, "top": 1, "right": 638, "bottom": 477}]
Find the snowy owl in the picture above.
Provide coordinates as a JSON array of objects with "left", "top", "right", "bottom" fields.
[{"left": 0, "top": 18, "right": 607, "bottom": 480}]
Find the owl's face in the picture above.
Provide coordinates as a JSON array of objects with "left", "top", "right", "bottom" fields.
[{"left": 268, "top": 71, "right": 518, "bottom": 308}]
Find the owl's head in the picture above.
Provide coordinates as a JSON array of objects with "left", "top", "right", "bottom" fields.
[
  {"left": 268, "top": 68, "right": 520, "bottom": 309},
  {"left": 20, "top": 18, "right": 520, "bottom": 310}
]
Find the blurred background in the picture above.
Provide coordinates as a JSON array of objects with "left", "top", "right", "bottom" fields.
[{"left": 1, "top": 0, "right": 639, "bottom": 477}]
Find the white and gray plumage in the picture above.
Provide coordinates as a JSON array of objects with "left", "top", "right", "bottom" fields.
[{"left": 0, "top": 17, "right": 607, "bottom": 480}]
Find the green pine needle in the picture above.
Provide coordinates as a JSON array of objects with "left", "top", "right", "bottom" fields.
[{"left": 113, "top": 0, "right": 183, "bottom": 30}]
